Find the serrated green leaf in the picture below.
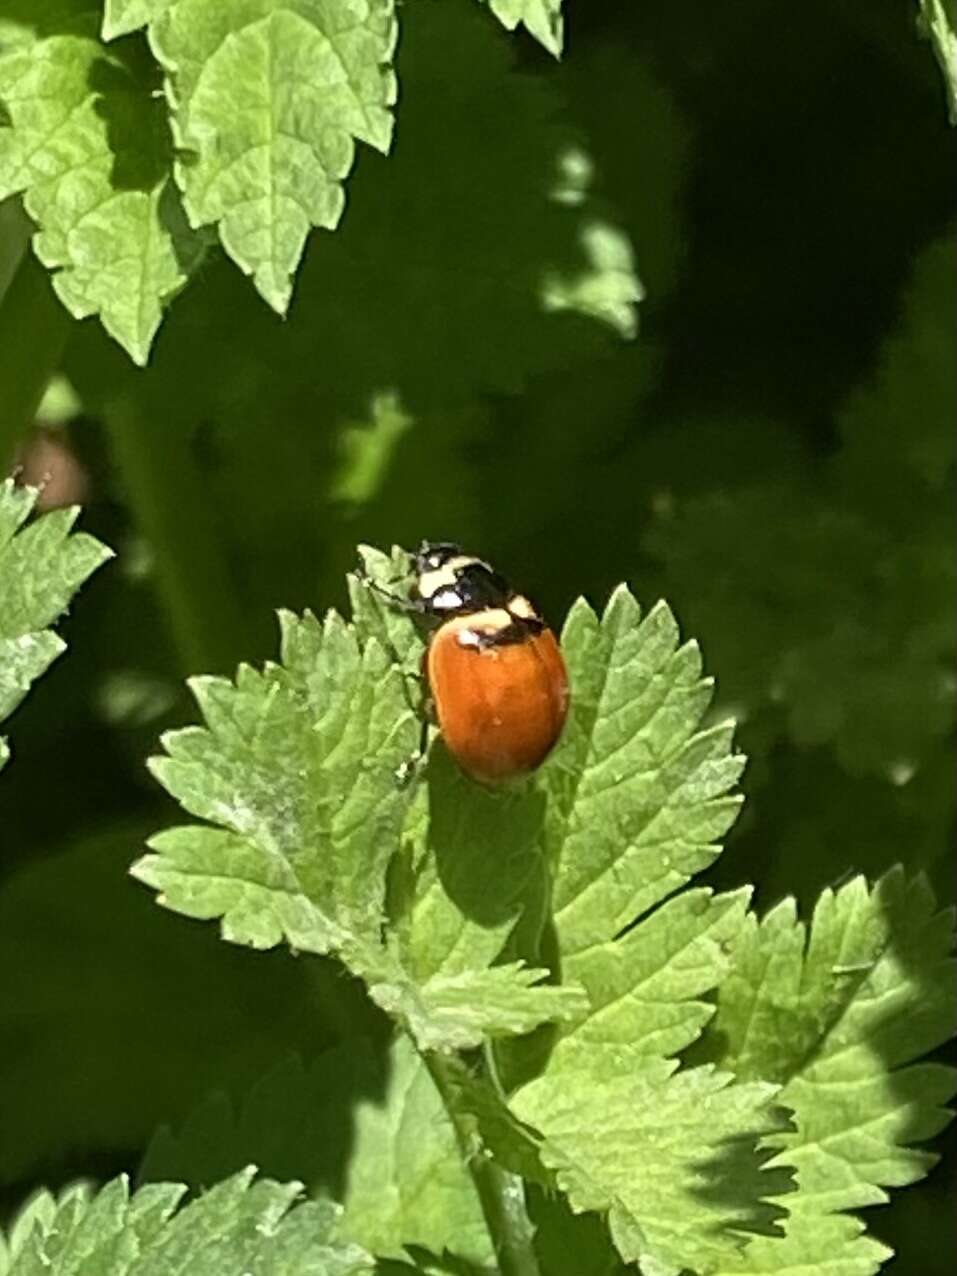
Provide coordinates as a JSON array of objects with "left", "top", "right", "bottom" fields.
[
  {"left": 138, "top": 577, "right": 580, "bottom": 1052},
  {"left": 492, "top": 583, "right": 777, "bottom": 1275},
  {"left": 697, "top": 869, "right": 956, "bottom": 1274},
  {"left": 0, "top": 15, "right": 205, "bottom": 363},
  {"left": 715, "top": 1211, "right": 891, "bottom": 1276},
  {"left": 0, "top": 478, "right": 111, "bottom": 771},
  {"left": 565, "top": 887, "right": 752, "bottom": 1057},
  {"left": 485, "top": 0, "right": 563, "bottom": 58},
  {"left": 0, "top": 1167, "right": 374, "bottom": 1275},
  {"left": 152, "top": 0, "right": 397, "bottom": 313},
  {"left": 543, "top": 587, "right": 745, "bottom": 967},
  {"left": 370, "top": 746, "right": 590, "bottom": 1049},
  {"left": 507, "top": 885, "right": 781, "bottom": 1274},
  {"left": 134, "top": 609, "right": 417, "bottom": 967},
  {"left": 514, "top": 1045, "right": 785, "bottom": 1276}
]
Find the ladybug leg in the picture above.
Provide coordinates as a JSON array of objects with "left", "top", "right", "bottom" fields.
[{"left": 355, "top": 566, "right": 426, "bottom": 614}]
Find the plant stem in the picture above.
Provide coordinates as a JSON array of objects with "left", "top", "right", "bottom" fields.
[
  {"left": 0, "top": 244, "right": 71, "bottom": 470},
  {"left": 103, "top": 396, "right": 250, "bottom": 677},
  {"left": 423, "top": 1050, "right": 541, "bottom": 1276}
]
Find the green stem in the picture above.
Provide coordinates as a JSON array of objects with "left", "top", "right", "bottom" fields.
[
  {"left": 423, "top": 1050, "right": 541, "bottom": 1276},
  {"left": 103, "top": 396, "right": 250, "bottom": 677},
  {"left": 0, "top": 245, "right": 71, "bottom": 469}
]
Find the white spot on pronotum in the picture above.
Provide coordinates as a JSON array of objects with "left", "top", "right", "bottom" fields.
[{"left": 509, "top": 594, "right": 538, "bottom": 620}]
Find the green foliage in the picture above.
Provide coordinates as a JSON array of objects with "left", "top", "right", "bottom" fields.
[
  {"left": 134, "top": 609, "right": 418, "bottom": 960},
  {"left": 135, "top": 584, "right": 585, "bottom": 1052},
  {"left": 0, "top": 0, "right": 590, "bottom": 363},
  {"left": 0, "top": 4, "right": 203, "bottom": 366},
  {"left": 129, "top": 549, "right": 954, "bottom": 1274},
  {"left": 1, "top": 5, "right": 953, "bottom": 1275},
  {"left": 150, "top": 0, "right": 397, "bottom": 314},
  {"left": 0, "top": 1167, "right": 373, "bottom": 1275},
  {"left": 699, "top": 871, "right": 957, "bottom": 1274},
  {"left": 0, "top": 477, "right": 110, "bottom": 771}
]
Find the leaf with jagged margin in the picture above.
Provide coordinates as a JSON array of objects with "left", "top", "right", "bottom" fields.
[
  {"left": 918, "top": 0, "right": 957, "bottom": 124},
  {"left": 699, "top": 869, "right": 957, "bottom": 1274},
  {"left": 714, "top": 1211, "right": 890, "bottom": 1276},
  {"left": 514, "top": 1042, "right": 786, "bottom": 1276},
  {"left": 0, "top": 1166, "right": 373, "bottom": 1275},
  {"left": 485, "top": 0, "right": 563, "bottom": 58},
  {"left": 151, "top": 0, "right": 397, "bottom": 313},
  {"left": 135, "top": 595, "right": 581, "bottom": 1051},
  {"left": 561, "top": 887, "right": 752, "bottom": 1058},
  {"left": 508, "top": 888, "right": 790, "bottom": 1275},
  {"left": 502, "top": 596, "right": 777, "bottom": 1273},
  {"left": 133, "top": 608, "right": 418, "bottom": 963},
  {"left": 141, "top": 1040, "right": 495, "bottom": 1269},
  {"left": 0, "top": 479, "right": 112, "bottom": 772},
  {"left": 541, "top": 586, "right": 745, "bottom": 971},
  {"left": 0, "top": 7, "right": 206, "bottom": 364}
]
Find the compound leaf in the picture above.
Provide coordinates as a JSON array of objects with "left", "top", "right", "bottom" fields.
[
  {"left": 500, "top": 591, "right": 793, "bottom": 1274},
  {"left": 137, "top": 590, "right": 580, "bottom": 1052}
]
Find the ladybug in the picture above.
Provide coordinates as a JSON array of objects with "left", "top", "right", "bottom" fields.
[{"left": 367, "top": 542, "right": 569, "bottom": 784}]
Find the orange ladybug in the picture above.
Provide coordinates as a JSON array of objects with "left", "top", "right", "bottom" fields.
[{"left": 370, "top": 542, "right": 569, "bottom": 784}]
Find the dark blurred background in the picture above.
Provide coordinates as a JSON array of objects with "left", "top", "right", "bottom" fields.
[{"left": 1, "top": 1, "right": 954, "bottom": 1269}]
